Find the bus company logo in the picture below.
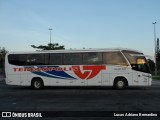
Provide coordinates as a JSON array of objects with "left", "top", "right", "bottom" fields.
[
  {"left": 72, "top": 65, "right": 106, "bottom": 80},
  {"left": 13, "top": 65, "right": 106, "bottom": 80}
]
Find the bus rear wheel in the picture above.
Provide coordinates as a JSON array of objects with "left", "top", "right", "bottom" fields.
[
  {"left": 32, "top": 78, "right": 44, "bottom": 89},
  {"left": 114, "top": 78, "right": 127, "bottom": 90}
]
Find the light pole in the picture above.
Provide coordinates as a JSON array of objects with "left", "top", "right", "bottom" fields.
[
  {"left": 152, "top": 22, "right": 157, "bottom": 75},
  {"left": 49, "top": 28, "right": 52, "bottom": 44}
]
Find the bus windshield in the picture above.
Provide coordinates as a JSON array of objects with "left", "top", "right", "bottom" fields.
[{"left": 122, "top": 50, "right": 150, "bottom": 73}]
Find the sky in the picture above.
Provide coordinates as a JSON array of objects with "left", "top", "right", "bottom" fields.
[{"left": 0, "top": 0, "right": 160, "bottom": 58}]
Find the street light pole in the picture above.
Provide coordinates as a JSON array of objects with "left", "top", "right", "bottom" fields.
[
  {"left": 49, "top": 28, "right": 52, "bottom": 44},
  {"left": 152, "top": 22, "right": 157, "bottom": 75}
]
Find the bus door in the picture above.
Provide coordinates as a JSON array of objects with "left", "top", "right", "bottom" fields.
[{"left": 132, "top": 58, "right": 149, "bottom": 86}]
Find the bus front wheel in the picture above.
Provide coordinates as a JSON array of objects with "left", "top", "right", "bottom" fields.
[
  {"left": 114, "top": 78, "right": 127, "bottom": 90},
  {"left": 31, "top": 78, "right": 44, "bottom": 89}
]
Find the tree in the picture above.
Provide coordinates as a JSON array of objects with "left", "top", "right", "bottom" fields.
[
  {"left": 0, "top": 47, "right": 8, "bottom": 75},
  {"left": 156, "top": 50, "right": 160, "bottom": 75},
  {"left": 31, "top": 43, "right": 65, "bottom": 50},
  {"left": 147, "top": 59, "right": 155, "bottom": 75}
]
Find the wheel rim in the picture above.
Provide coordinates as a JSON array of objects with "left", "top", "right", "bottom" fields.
[
  {"left": 117, "top": 81, "right": 124, "bottom": 88},
  {"left": 34, "top": 81, "right": 41, "bottom": 88}
]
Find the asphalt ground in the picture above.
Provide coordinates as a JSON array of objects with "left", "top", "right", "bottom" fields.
[{"left": 0, "top": 80, "right": 160, "bottom": 120}]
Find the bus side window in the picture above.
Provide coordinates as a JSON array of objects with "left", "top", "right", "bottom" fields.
[
  {"left": 8, "top": 54, "right": 19, "bottom": 65},
  {"left": 8, "top": 54, "right": 26, "bottom": 66},
  {"left": 44, "top": 54, "right": 49, "bottom": 65},
  {"left": 27, "top": 54, "right": 44, "bottom": 65},
  {"left": 63, "top": 53, "right": 82, "bottom": 65},
  {"left": 49, "top": 53, "right": 62, "bottom": 65},
  {"left": 83, "top": 52, "right": 102, "bottom": 65},
  {"left": 103, "top": 52, "right": 128, "bottom": 66},
  {"left": 19, "top": 54, "right": 27, "bottom": 65}
]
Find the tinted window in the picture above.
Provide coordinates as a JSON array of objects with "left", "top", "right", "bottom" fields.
[
  {"left": 49, "top": 53, "right": 62, "bottom": 65},
  {"left": 103, "top": 52, "right": 128, "bottom": 66},
  {"left": 19, "top": 54, "right": 27, "bottom": 65},
  {"left": 8, "top": 54, "right": 20, "bottom": 65},
  {"left": 44, "top": 54, "right": 49, "bottom": 65},
  {"left": 122, "top": 50, "right": 150, "bottom": 73},
  {"left": 8, "top": 54, "right": 27, "bottom": 66},
  {"left": 83, "top": 52, "right": 102, "bottom": 64},
  {"left": 27, "top": 54, "right": 44, "bottom": 65},
  {"left": 63, "top": 53, "right": 82, "bottom": 65},
  {"left": 8, "top": 54, "right": 50, "bottom": 65}
]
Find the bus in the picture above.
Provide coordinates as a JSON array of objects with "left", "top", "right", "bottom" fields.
[{"left": 5, "top": 48, "right": 152, "bottom": 89}]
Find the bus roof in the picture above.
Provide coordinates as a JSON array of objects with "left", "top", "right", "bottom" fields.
[{"left": 7, "top": 48, "right": 143, "bottom": 54}]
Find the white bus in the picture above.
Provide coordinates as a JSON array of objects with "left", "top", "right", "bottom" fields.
[{"left": 5, "top": 48, "right": 152, "bottom": 89}]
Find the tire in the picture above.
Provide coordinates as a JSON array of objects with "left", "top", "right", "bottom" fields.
[
  {"left": 114, "top": 78, "right": 127, "bottom": 90},
  {"left": 32, "top": 78, "right": 43, "bottom": 89}
]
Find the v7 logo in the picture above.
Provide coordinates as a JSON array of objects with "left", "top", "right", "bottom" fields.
[{"left": 72, "top": 65, "right": 106, "bottom": 80}]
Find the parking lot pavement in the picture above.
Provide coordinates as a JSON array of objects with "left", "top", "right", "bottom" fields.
[
  {"left": 0, "top": 80, "right": 160, "bottom": 119},
  {"left": 152, "top": 79, "right": 160, "bottom": 85}
]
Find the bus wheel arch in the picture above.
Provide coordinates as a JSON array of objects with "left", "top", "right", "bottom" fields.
[
  {"left": 114, "top": 77, "right": 128, "bottom": 90},
  {"left": 31, "top": 77, "right": 44, "bottom": 89}
]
